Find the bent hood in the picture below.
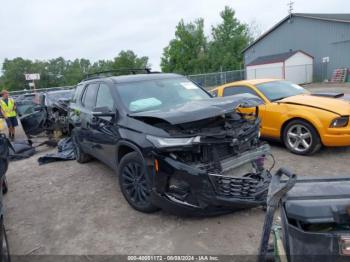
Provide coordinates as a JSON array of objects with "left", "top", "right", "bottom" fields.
[
  {"left": 129, "top": 94, "right": 262, "bottom": 125},
  {"left": 279, "top": 94, "right": 350, "bottom": 116}
]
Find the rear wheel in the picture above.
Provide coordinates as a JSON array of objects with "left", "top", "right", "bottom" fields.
[
  {"left": 0, "top": 219, "right": 10, "bottom": 262},
  {"left": 72, "top": 135, "right": 91, "bottom": 163},
  {"left": 2, "top": 177, "right": 8, "bottom": 195},
  {"left": 118, "top": 152, "right": 158, "bottom": 213},
  {"left": 283, "top": 120, "right": 321, "bottom": 155}
]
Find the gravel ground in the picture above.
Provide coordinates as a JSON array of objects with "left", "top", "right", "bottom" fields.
[{"left": 3, "top": 84, "right": 350, "bottom": 256}]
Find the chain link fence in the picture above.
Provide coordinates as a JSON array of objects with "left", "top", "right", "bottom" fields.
[
  {"left": 188, "top": 64, "right": 316, "bottom": 90},
  {"left": 188, "top": 70, "right": 245, "bottom": 90}
]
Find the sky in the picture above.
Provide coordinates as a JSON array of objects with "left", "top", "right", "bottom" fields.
[{"left": 1, "top": 0, "right": 349, "bottom": 71}]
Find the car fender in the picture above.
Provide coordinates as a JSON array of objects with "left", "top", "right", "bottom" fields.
[
  {"left": 279, "top": 107, "right": 329, "bottom": 140},
  {"left": 115, "top": 140, "right": 145, "bottom": 166}
]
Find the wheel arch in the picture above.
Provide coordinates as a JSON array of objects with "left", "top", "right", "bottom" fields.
[
  {"left": 280, "top": 117, "right": 322, "bottom": 144},
  {"left": 116, "top": 140, "right": 144, "bottom": 166}
]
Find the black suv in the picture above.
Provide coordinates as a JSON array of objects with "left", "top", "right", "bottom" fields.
[{"left": 69, "top": 69, "right": 271, "bottom": 215}]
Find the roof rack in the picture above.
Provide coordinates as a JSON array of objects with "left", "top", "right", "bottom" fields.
[{"left": 84, "top": 68, "right": 154, "bottom": 81}]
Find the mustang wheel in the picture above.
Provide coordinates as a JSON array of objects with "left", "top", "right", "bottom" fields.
[
  {"left": 72, "top": 135, "right": 91, "bottom": 163},
  {"left": 283, "top": 120, "right": 321, "bottom": 155},
  {"left": 118, "top": 152, "right": 158, "bottom": 213}
]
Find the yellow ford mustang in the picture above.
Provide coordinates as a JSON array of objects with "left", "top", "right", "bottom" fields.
[{"left": 212, "top": 79, "right": 350, "bottom": 155}]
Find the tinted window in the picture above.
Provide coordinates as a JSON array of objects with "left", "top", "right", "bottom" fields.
[
  {"left": 96, "top": 84, "right": 114, "bottom": 111},
  {"left": 256, "top": 81, "right": 307, "bottom": 102},
  {"left": 82, "top": 84, "right": 98, "bottom": 109},
  {"left": 72, "top": 84, "right": 84, "bottom": 103},
  {"left": 223, "top": 86, "right": 259, "bottom": 97}
]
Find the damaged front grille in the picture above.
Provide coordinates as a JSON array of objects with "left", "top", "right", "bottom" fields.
[
  {"left": 209, "top": 173, "right": 269, "bottom": 200},
  {"left": 204, "top": 144, "right": 271, "bottom": 200}
]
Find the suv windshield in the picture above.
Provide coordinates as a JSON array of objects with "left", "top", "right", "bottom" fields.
[
  {"left": 256, "top": 81, "right": 308, "bottom": 102},
  {"left": 116, "top": 78, "right": 210, "bottom": 113}
]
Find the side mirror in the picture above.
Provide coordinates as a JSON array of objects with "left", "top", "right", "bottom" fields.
[{"left": 92, "top": 107, "right": 116, "bottom": 118}]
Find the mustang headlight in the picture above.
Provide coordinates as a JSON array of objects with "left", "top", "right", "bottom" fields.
[
  {"left": 330, "top": 116, "right": 349, "bottom": 128},
  {"left": 146, "top": 135, "right": 200, "bottom": 148}
]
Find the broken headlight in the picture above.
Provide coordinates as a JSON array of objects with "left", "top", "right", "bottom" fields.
[
  {"left": 330, "top": 116, "right": 349, "bottom": 128},
  {"left": 146, "top": 135, "right": 200, "bottom": 148}
]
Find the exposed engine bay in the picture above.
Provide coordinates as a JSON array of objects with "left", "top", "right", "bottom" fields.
[{"left": 139, "top": 105, "right": 272, "bottom": 215}]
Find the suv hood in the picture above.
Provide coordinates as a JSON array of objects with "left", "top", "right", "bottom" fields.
[
  {"left": 129, "top": 95, "right": 262, "bottom": 125},
  {"left": 279, "top": 94, "right": 350, "bottom": 116}
]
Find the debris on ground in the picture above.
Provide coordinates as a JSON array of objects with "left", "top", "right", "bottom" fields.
[
  {"left": 9, "top": 139, "right": 36, "bottom": 161},
  {"left": 38, "top": 137, "right": 75, "bottom": 165}
]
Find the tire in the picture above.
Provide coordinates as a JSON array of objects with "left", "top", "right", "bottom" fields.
[
  {"left": 72, "top": 135, "right": 91, "bottom": 164},
  {"left": 118, "top": 152, "right": 158, "bottom": 213},
  {"left": 2, "top": 177, "right": 8, "bottom": 195},
  {"left": 283, "top": 119, "right": 322, "bottom": 155},
  {"left": 0, "top": 219, "right": 10, "bottom": 262}
]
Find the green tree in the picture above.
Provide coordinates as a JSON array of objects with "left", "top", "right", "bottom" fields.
[
  {"left": 112, "top": 50, "right": 149, "bottom": 70},
  {"left": 160, "top": 19, "right": 209, "bottom": 74},
  {"left": 1, "top": 58, "right": 33, "bottom": 90},
  {"left": 0, "top": 50, "right": 149, "bottom": 91},
  {"left": 208, "top": 6, "right": 251, "bottom": 71}
]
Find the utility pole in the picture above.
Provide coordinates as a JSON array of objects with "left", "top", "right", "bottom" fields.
[{"left": 287, "top": 0, "right": 294, "bottom": 17}]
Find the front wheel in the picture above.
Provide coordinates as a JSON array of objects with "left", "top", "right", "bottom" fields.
[
  {"left": 118, "top": 152, "right": 158, "bottom": 213},
  {"left": 283, "top": 120, "right": 321, "bottom": 155}
]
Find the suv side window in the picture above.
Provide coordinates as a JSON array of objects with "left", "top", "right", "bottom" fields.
[
  {"left": 82, "top": 83, "right": 98, "bottom": 110},
  {"left": 223, "top": 86, "right": 260, "bottom": 97},
  {"left": 96, "top": 83, "right": 114, "bottom": 111},
  {"left": 72, "top": 84, "right": 84, "bottom": 103}
]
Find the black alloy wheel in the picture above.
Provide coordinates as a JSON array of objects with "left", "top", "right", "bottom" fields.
[{"left": 118, "top": 152, "right": 158, "bottom": 213}]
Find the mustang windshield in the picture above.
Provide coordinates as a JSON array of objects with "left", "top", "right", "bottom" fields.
[
  {"left": 256, "top": 81, "right": 308, "bottom": 102},
  {"left": 116, "top": 78, "right": 210, "bottom": 113}
]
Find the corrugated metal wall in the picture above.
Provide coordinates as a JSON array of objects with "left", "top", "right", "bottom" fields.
[{"left": 244, "top": 16, "right": 350, "bottom": 81}]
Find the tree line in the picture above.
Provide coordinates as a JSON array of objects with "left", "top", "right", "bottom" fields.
[{"left": 0, "top": 6, "right": 257, "bottom": 91}]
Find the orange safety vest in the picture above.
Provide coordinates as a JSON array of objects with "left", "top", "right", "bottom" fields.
[{"left": 0, "top": 98, "right": 16, "bottom": 118}]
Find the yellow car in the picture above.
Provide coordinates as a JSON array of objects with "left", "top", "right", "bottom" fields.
[{"left": 213, "top": 79, "right": 350, "bottom": 155}]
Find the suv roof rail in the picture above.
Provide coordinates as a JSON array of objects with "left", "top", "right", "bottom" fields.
[{"left": 84, "top": 68, "right": 155, "bottom": 81}]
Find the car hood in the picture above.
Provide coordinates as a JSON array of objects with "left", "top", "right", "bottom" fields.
[
  {"left": 129, "top": 94, "right": 262, "bottom": 125},
  {"left": 279, "top": 94, "right": 350, "bottom": 115}
]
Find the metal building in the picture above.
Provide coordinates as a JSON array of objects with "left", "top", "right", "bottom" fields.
[
  {"left": 243, "top": 13, "right": 350, "bottom": 82},
  {"left": 246, "top": 50, "right": 313, "bottom": 84}
]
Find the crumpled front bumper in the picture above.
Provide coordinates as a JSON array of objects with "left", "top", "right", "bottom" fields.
[{"left": 147, "top": 144, "right": 272, "bottom": 216}]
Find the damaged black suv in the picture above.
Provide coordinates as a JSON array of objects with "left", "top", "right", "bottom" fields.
[{"left": 70, "top": 69, "right": 271, "bottom": 215}]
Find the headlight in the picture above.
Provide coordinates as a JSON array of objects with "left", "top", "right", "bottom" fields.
[
  {"left": 330, "top": 116, "right": 349, "bottom": 128},
  {"left": 146, "top": 135, "right": 200, "bottom": 148}
]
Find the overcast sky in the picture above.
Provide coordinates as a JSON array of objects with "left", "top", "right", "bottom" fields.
[{"left": 1, "top": 0, "right": 349, "bottom": 71}]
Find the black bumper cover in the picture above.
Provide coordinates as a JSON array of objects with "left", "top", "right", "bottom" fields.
[{"left": 148, "top": 144, "right": 271, "bottom": 216}]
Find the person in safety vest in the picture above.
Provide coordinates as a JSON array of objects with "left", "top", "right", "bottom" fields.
[{"left": 0, "top": 90, "right": 18, "bottom": 140}]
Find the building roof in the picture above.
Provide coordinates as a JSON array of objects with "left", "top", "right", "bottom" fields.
[
  {"left": 246, "top": 50, "right": 313, "bottom": 66},
  {"left": 295, "top": 13, "right": 350, "bottom": 23},
  {"left": 243, "top": 13, "right": 350, "bottom": 53}
]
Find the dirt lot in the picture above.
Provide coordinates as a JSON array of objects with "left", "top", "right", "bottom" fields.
[{"left": 4, "top": 84, "right": 350, "bottom": 256}]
